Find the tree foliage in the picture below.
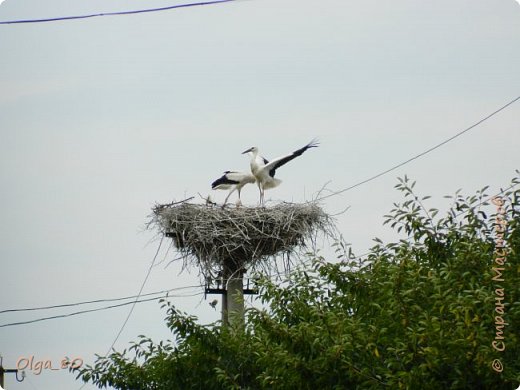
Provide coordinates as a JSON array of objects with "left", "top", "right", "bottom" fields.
[{"left": 76, "top": 177, "right": 520, "bottom": 389}]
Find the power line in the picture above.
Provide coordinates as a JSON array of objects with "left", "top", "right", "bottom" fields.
[
  {"left": 76, "top": 237, "right": 167, "bottom": 390},
  {"left": 0, "top": 292, "right": 202, "bottom": 328},
  {"left": 317, "top": 95, "right": 520, "bottom": 202},
  {"left": 105, "top": 236, "right": 164, "bottom": 355},
  {"left": 73, "top": 236, "right": 184, "bottom": 390},
  {"left": 0, "top": 0, "right": 238, "bottom": 25},
  {"left": 351, "top": 182, "right": 520, "bottom": 261},
  {"left": 0, "top": 285, "right": 202, "bottom": 315}
]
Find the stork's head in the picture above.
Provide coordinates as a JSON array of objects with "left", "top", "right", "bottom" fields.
[{"left": 242, "top": 146, "right": 258, "bottom": 155}]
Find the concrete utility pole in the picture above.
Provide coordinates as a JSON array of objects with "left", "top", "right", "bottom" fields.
[
  {"left": 204, "top": 259, "right": 257, "bottom": 327},
  {"left": 221, "top": 260, "right": 245, "bottom": 326},
  {"left": 205, "top": 260, "right": 255, "bottom": 327}
]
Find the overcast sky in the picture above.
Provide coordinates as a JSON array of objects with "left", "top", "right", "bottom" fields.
[{"left": 1, "top": 1, "right": 519, "bottom": 389}]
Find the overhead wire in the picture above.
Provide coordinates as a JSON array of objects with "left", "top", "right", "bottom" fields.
[
  {"left": 0, "top": 292, "right": 202, "bottom": 328},
  {"left": 349, "top": 181, "right": 520, "bottom": 262},
  {"left": 104, "top": 236, "right": 163, "bottom": 355},
  {"left": 316, "top": 95, "right": 520, "bottom": 202},
  {"left": 0, "top": 284, "right": 202, "bottom": 315},
  {"left": 75, "top": 237, "right": 184, "bottom": 390},
  {"left": 0, "top": 0, "right": 238, "bottom": 25}
]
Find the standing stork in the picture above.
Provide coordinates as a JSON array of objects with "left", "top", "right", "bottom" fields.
[
  {"left": 242, "top": 139, "right": 319, "bottom": 204},
  {"left": 211, "top": 171, "right": 256, "bottom": 206}
]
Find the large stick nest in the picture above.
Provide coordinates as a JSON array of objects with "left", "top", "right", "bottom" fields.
[{"left": 149, "top": 201, "right": 333, "bottom": 279}]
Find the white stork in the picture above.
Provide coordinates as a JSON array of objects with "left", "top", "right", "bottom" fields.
[
  {"left": 211, "top": 171, "right": 256, "bottom": 206},
  {"left": 242, "top": 139, "right": 319, "bottom": 204}
]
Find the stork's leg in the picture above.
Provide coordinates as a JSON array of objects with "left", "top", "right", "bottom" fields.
[
  {"left": 235, "top": 188, "right": 243, "bottom": 207},
  {"left": 223, "top": 188, "right": 236, "bottom": 206},
  {"left": 257, "top": 182, "right": 263, "bottom": 205}
]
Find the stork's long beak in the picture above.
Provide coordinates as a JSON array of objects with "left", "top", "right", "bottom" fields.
[{"left": 242, "top": 147, "right": 253, "bottom": 154}]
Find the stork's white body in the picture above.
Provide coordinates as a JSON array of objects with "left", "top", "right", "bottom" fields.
[
  {"left": 243, "top": 139, "right": 319, "bottom": 204},
  {"left": 211, "top": 171, "right": 256, "bottom": 206}
]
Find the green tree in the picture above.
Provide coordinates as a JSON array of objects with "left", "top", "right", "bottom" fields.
[{"left": 76, "top": 177, "right": 520, "bottom": 389}]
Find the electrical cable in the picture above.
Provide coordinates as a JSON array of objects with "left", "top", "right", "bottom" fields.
[
  {"left": 316, "top": 95, "right": 520, "bottom": 202},
  {"left": 0, "top": 292, "right": 202, "bottom": 328},
  {"left": 76, "top": 233, "right": 201, "bottom": 386},
  {"left": 0, "top": 0, "right": 238, "bottom": 25},
  {"left": 104, "top": 236, "right": 163, "bottom": 356},
  {"left": 349, "top": 181, "right": 520, "bottom": 262},
  {"left": 76, "top": 237, "right": 167, "bottom": 390},
  {"left": 0, "top": 285, "right": 202, "bottom": 315}
]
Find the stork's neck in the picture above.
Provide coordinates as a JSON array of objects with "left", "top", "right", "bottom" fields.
[{"left": 249, "top": 150, "right": 262, "bottom": 174}]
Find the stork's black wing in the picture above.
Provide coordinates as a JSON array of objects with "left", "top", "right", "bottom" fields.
[
  {"left": 264, "top": 139, "right": 319, "bottom": 177},
  {"left": 211, "top": 172, "right": 240, "bottom": 189}
]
